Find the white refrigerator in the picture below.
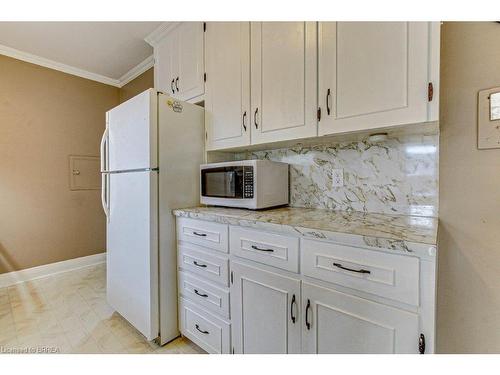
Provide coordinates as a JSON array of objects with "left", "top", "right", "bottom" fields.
[{"left": 100, "top": 89, "right": 204, "bottom": 344}]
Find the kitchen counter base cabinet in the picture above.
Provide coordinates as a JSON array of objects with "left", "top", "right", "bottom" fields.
[
  {"left": 179, "top": 297, "right": 231, "bottom": 354},
  {"left": 301, "top": 282, "right": 420, "bottom": 354},
  {"left": 230, "top": 262, "right": 301, "bottom": 354},
  {"left": 174, "top": 214, "right": 436, "bottom": 354}
]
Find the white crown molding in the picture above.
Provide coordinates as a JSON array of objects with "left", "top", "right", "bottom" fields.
[
  {"left": 0, "top": 44, "right": 121, "bottom": 87},
  {"left": 0, "top": 43, "right": 155, "bottom": 88},
  {"left": 0, "top": 252, "right": 105, "bottom": 288},
  {"left": 144, "top": 22, "right": 180, "bottom": 47},
  {"left": 118, "top": 55, "right": 154, "bottom": 87}
]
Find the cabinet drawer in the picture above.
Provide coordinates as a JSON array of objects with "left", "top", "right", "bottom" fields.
[
  {"left": 301, "top": 239, "right": 419, "bottom": 306},
  {"left": 230, "top": 226, "right": 299, "bottom": 273},
  {"left": 179, "top": 298, "right": 231, "bottom": 354},
  {"left": 178, "top": 271, "right": 230, "bottom": 318},
  {"left": 177, "top": 218, "right": 228, "bottom": 253},
  {"left": 178, "top": 244, "right": 229, "bottom": 286}
]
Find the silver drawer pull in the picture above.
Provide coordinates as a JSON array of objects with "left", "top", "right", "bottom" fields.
[
  {"left": 195, "top": 324, "right": 209, "bottom": 334},
  {"left": 192, "top": 231, "right": 207, "bottom": 237},
  {"left": 251, "top": 245, "right": 274, "bottom": 252},
  {"left": 333, "top": 262, "right": 371, "bottom": 274},
  {"left": 194, "top": 289, "right": 208, "bottom": 298}
]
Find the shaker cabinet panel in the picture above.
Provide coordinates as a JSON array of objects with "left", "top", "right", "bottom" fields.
[
  {"left": 230, "top": 262, "right": 301, "bottom": 354},
  {"left": 155, "top": 32, "right": 177, "bottom": 97},
  {"left": 176, "top": 22, "right": 205, "bottom": 101},
  {"left": 319, "top": 22, "right": 431, "bottom": 135},
  {"left": 205, "top": 22, "right": 251, "bottom": 150},
  {"left": 301, "top": 282, "right": 420, "bottom": 354},
  {"left": 250, "top": 22, "right": 317, "bottom": 145},
  {"left": 154, "top": 22, "right": 204, "bottom": 102}
]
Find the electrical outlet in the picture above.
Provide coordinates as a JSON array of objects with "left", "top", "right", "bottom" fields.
[{"left": 332, "top": 168, "right": 344, "bottom": 187}]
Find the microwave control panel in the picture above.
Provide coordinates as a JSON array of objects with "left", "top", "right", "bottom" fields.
[{"left": 243, "top": 167, "right": 254, "bottom": 199}]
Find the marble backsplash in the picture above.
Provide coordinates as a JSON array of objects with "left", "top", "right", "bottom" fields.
[{"left": 235, "top": 134, "right": 439, "bottom": 217}]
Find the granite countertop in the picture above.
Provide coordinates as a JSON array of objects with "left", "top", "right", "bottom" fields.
[{"left": 173, "top": 206, "right": 438, "bottom": 255}]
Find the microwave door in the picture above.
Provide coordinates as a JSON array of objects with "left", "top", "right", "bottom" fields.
[{"left": 202, "top": 167, "right": 243, "bottom": 199}]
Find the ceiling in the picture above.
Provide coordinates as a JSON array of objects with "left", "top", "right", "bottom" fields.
[{"left": 0, "top": 22, "right": 162, "bottom": 86}]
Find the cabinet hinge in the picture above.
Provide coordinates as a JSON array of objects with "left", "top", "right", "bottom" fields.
[
  {"left": 230, "top": 271, "right": 233, "bottom": 284},
  {"left": 203, "top": 22, "right": 206, "bottom": 32},
  {"left": 317, "top": 107, "right": 322, "bottom": 121},
  {"left": 204, "top": 72, "right": 206, "bottom": 82},
  {"left": 428, "top": 82, "right": 434, "bottom": 102},
  {"left": 418, "top": 333, "right": 426, "bottom": 354}
]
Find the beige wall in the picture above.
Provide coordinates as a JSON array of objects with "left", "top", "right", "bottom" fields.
[
  {"left": 438, "top": 22, "right": 500, "bottom": 353},
  {"left": 119, "top": 68, "right": 154, "bottom": 103},
  {"left": 0, "top": 55, "right": 119, "bottom": 274}
]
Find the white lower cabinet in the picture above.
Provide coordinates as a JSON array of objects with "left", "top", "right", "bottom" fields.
[
  {"left": 179, "top": 298, "right": 231, "bottom": 354},
  {"left": 230, "top": 262, "right": 301, "bottom": 354},
  {"left": 176, "top": 217, "right": 435, "bottom": 354},
  {"left": 178, "top": 271, "right": 230, "bottom": 318},
  {"left": 301, "top": 282, "right": 420, "bottom": 354}
]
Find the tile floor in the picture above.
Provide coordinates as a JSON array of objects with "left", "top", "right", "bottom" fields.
[{"left": 0, "top": 263, "right": 205, "bottom": 354}]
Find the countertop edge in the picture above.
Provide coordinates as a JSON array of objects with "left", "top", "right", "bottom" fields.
[{"left": 172, "top": 208, "right": 438, "bottom": 258}]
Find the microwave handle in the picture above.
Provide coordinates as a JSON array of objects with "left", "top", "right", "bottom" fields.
[{"left": 226, "top": 171, "right": 234, "bottom": 194}]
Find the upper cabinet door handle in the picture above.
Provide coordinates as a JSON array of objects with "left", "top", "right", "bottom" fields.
[
  {"left": 175, "top": 77, "right": 179, "bottom": 92},
  {"left": 254, "top": 108, "right": 259, "bottom": 129},
  {"left": 326, "top": 88, "right": 331, "bottom": 115},
  {"left": 242, "top": 111, "right": 247, "bottom": 132},
  {"left": 333, "top": 262, "right": 371, "bottom": 274},
  {"left": 170, "top": 79, "right": 175, "bottom": 94}
]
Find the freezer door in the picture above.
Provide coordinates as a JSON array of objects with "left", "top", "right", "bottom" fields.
[
  {"left": 107, "top": 89, "right": 158, "bottom": 172},
  {"left": 106, "top": 170, "right": 159, "bottom": 341}
]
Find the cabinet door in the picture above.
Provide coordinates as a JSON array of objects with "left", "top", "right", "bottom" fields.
[
  {"left": 230, "top": 262, "right": 301, "bottom": 353},
  {"left": 205, "top": 22, "right": 250, "bottom": 151},
  {"left": 154, "top": 31, "right": 177, "bottom": 96},
  {"left": 175, "top": 22, "right": 205, "bottom": 101},
  {"left": 302, "top": 282, "right": 420, "bottom": 354},
  {"left": 319, "top": 22, "right": 430, "bottom": 135},
  {"left": 250, "top": 22, "right": 317, "bottom": 145}
]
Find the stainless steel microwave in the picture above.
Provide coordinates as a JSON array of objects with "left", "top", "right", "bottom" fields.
[{"left": 200, "top": 160, "right": 289, "bottom": 209}]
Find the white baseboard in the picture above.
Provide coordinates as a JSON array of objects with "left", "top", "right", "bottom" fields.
[{"left": 0, "top": 252, "right": 106, "bottom": 288}]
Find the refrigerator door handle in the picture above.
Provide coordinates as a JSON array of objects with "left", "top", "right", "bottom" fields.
[
  {"left": 101, "top": 174, "right": 110, "bottom": 221},
  {"left": 100, "top": 127, "right": 109, "bottom": 172}
]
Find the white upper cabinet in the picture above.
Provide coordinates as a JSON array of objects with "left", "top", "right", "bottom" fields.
[
  {"left": 153, "top": 22, "right": 205, "bottom": 102},
  {"left": 250, "top": 22, "right": 318, "bottom": 145},
  {"left": 176, "top": 22, "right": 205, "bottom": 101},
  {"left": 154, "top": 30, "right": 176, "bottom": 98},
  {"left": 205, "top": 22, "right": 251, "bottom": 151},
  {"left": 318, "top": 22, "right": 438, "bottom": 135}
]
